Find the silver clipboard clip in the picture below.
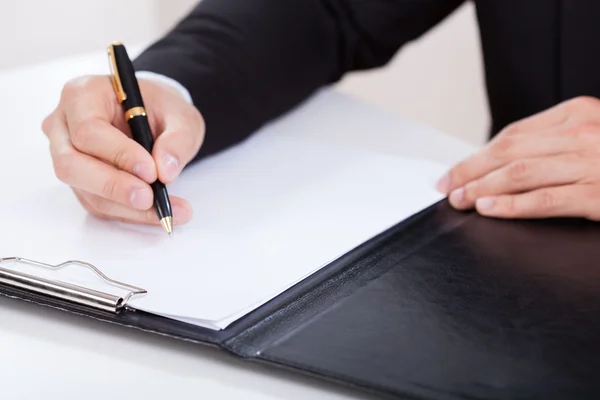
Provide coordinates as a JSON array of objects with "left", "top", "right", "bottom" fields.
[{"left": 0, "top": 257, "right": 146, "bottom": 313}]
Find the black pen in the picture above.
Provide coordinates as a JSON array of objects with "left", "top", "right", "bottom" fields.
[{"left": 107, "top": 42, "right": 173, "bottom": 238}]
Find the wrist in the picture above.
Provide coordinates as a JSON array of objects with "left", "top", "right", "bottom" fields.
[{"left": 135, "top": 71, "right": 193, "bottom": 104}]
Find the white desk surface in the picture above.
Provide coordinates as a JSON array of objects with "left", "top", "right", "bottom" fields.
[{"left": 0, "top": 48, "right": 476, "bottom": 400}]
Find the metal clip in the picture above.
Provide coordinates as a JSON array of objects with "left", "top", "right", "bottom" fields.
[{"left": 0, "top": 257, "right": 146, "bottom": 313}]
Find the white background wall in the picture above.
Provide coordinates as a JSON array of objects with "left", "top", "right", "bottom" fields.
[{"left": 0, "top": 0, "right": 488, "bottom": 145}]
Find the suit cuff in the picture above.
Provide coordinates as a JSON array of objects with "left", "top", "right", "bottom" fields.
[{"left": 135, "top": 71, "right": 193, "bottom": 104}]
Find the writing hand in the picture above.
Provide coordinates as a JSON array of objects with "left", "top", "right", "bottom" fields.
[
  {"left": 42, "top": 75, "right": 204, "bottom": 225},
  {"left": 437, "top": 96, "right": 600, "bottom": 220}
]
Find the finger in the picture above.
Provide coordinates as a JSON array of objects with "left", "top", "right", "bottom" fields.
[
  {"left": 49, "top": 137, "right": 154, "bottom": 212},
  {"left": 45, "top": 111, "right": 155, "bottom": 210},
  {"left": 473, "top": 184, "right": 600, "bottom": 220},
  {"left": 498, "top": 101, "right": 570, "bottom": 136},
  {"left": 60, "top": 76, "right": 154, "bottom": 177},
  {"left": 449, "top": 154, "right": 588, "bottom": 210},
  {"left": 69, "top": 117, "right": 157, "bottom": 183},
  {"left": 153, "top": 113, "right": 204, "bottom": 183},
  {"left": 77, "top": 190, "right": 193, "bottom": 226},
  {"left": 67, "top": 153, "right": 154, "bottom": 210},
  {"left": 497, "top": 96, "right": 600, "bottom": 137},
  {"left": 437, "top": 127, "right": 582, "bottom": 194}
]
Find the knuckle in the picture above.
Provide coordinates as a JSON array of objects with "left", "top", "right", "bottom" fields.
[
  {"left": 538, "top": 190, "right": 559, "bottom": 211},
  {"left": 447, "top": 163, "right": 467, "bottom": 185},
  {"left": 570, "top": 121, "right": 600, "bottom": 141},
  {"left": 61, "top": 75, "right": 109, "bottom": 106},
  {"left": 70, "top": 121, "right": 92, "bottom": 150},
  {"left": 41, "top": 114, "right": 54, "bottom": 136},
  {"left": 101, "top": 177, "right": 120, "bottom": 200},
  {"left": 570, "top": 96, "right": 600, "bottom": 111},
  {"left": 500, "top": 121, "right": 521, "bottom": 136},
  {"left": 490, "top": 135, "right": 516, "bottom": 159},
  {"left": 462, "top": 180, "right": 479, "bottom": 202},
  {"left": 112, "top": 147, "right": 129, "bottom": 169},
  {"left": 501, "top": 196, "right": 517, "bottom": 216},
  {"left": 507, "top": 160, "right": 530, "bottom": 182},
  {"left": 61, "top": 76, "right": 88, "bottom": 100},
  {"left": 53, "top": 153, "right": 74, "bottom": 183}
]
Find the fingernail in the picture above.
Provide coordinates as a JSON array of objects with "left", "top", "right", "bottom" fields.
[
  {"left": 130, "top": 188, "right": 152, "bottom": 210},
  {"left": 162, "top": 153, "right": 180, "bottom": 181},
  {"left": 172, "top": 203, "right": 192, "bottom": 223},
  {"left": 133, "top": 163, "right": 154, "bottom": 182},
  {"left": 436, "top": 172, "right": 450, "bottom": 193},
  {"left": 476, "top": 197, "right": 495, "bottom": 211},
  {"left": 449, "top": 187, "right": 464, "bottom": 205}
]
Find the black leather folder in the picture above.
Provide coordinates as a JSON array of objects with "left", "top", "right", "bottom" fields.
[{"left": 2, "top": 199, "right": 600, "bottom": 399}]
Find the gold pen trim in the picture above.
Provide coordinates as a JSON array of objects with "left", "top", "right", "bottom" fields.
[
  {"left": 125, "top": 106, "right": 146, "bottom": 120},
  {"left": 160, "top": 216, "right": 174, "bottom": 235},
  {"left": 107, "top": 44, "right": 127, "bottom": 103}
]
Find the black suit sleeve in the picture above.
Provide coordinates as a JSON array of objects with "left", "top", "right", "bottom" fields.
[{"left": 133, "top": 0, "right": 465, "bottom": 162}]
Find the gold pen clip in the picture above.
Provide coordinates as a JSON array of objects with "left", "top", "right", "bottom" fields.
[{"left": 107, "top": 42, "right": 127, "bottom": 103}]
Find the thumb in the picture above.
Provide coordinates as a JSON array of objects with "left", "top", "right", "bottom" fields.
[{"left": 153, "top": 116, "right": 205, "bottom": 184}]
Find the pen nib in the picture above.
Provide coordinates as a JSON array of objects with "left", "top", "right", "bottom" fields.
[
  {"left": 160, "top": 216, "right": 174, "bottom": 238},
  {"left": 168, "top": 232, "right": 173, "bottom": 240}
]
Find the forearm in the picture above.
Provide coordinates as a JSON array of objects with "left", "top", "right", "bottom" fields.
[
  {"left": 133, "top": 0, "right": 464, "bottom": 161},
  {"left": 133, "top": 0, "right": 340, "bottom": 160}
]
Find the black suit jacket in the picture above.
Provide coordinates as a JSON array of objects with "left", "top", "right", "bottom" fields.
[{"left": 133, "top": 0, "right": 600, "bottom": 162}]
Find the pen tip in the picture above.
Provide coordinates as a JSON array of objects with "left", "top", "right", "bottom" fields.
[
  {"left": 160, "top": 216, "right": 174, "bottom": 238},
  {"left": 168, "top": 232, "right": 173, "bottom": 240}
]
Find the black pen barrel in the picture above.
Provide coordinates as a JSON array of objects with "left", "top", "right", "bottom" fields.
[
  {"left": 109, "top": 41, "right": 174, "bottom": 233},
  {"left": 151, "top": 181, "right": 172, "bottom": 221},
  {"left": 127, "top": 114, "right": 173, "bottom": 220},
  {"left": 127, "top": 112, "right": 154, "bottom": 153}
]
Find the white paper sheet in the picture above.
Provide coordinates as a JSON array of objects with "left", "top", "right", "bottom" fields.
[{"left": 0, "top": 131, "right": 447, "bottom": 330}]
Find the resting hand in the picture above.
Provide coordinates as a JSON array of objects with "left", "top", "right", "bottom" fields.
[
  {"left": 42, "top": 75, "right": 204, "bottom": 225},
  {"left": 437, "top": 96, "right": 600, "bottom": 220}
]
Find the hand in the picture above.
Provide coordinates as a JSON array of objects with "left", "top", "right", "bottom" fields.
[
  {"left": 42, "top": 75, "right": 204, "bottom": 225},
  {"left": 436, "top": 96, "right": 600, "bottom": 220}
]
